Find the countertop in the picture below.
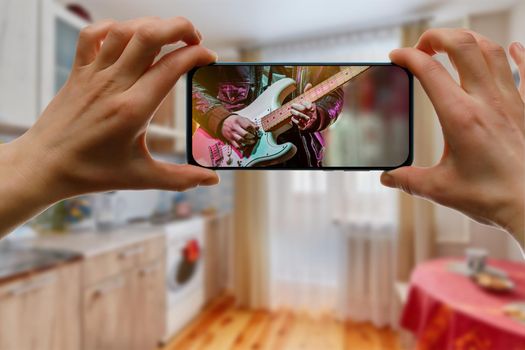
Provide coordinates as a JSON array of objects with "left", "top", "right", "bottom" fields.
[
  {"left": 21, "top": 222, "right": 167, "bottom": 257},
  {"left": 0, "top": 214, "right": 228, "bottom": 284}
]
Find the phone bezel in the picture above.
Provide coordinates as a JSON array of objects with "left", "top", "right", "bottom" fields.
[{"left": 186, "top": 62, "right": 413, "bottom": 171}]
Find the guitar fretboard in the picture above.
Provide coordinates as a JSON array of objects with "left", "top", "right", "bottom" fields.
[{"left": 260, "top": 66, "right": 370, "bottom": 131}]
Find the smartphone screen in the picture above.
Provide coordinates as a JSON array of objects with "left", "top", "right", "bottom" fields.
[{"left": 187, "top": 63, "right": 412, "bottom": 170}]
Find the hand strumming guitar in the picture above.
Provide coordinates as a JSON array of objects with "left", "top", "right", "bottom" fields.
[
  {"left": 221, "top": 114, "right": 258, "bottom": 149},
  {"left": 290, "top": 83, "right": 318, "bottom": 131}
]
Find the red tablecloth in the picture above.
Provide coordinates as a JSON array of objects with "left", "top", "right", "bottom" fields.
[{"left": 401, "top": 258, "right": 525, "bottom": 350}]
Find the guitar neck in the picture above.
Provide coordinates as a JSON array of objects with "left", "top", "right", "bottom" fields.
[{"left": 261, "top": 66, "right": 370, "bottom": 131}]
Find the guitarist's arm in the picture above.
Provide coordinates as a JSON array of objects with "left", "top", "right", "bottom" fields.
[
  {"left": 192, "top": 79, "right": 257, "bottom": 149},
  {"left": 293, "top": 66, "right": 344, "bottom": 132},
  {"left": 192, "top": 79, "right": 232, "bottom": 138},
  {"left": 312, "top": 87, "right": 344, "bottom": 131},
  {"left": 311, "top": 66, "right": 345, "bottom": 131}
]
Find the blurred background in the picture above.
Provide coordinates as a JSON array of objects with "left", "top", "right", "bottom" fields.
[{"left": 0, "top": 0, "right": 524, "bottom": 349}]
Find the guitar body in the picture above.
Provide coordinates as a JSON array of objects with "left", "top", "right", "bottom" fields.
[{"left": 192, "top": 78, "right": 298, "bottom": 167}]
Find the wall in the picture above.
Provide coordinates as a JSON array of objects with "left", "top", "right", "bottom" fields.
[{"left": 509, "top": 0, "right": 525, "bottom": 45}]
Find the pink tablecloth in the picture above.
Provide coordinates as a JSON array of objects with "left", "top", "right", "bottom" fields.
[{"left": 401, "top": 258, "right": 525, "bottom": 350}]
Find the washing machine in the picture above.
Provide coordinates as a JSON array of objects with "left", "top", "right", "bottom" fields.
[{"left": 163, "top": 217, "right": 206, "bottom": 343}]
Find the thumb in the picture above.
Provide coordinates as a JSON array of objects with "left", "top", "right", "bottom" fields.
[
  {"left": 145, "top": 161, "right": 219, "bottom": 191},
  {"left": 509, "top": 41, "right": 525, "bottom": 99},
  {"left": 380, "top": 166, "right": 434, "bottom": 198}
]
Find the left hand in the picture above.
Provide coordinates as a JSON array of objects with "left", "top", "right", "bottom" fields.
[{"left": 290, "top": 83, "right": 318, "bottom": 131}]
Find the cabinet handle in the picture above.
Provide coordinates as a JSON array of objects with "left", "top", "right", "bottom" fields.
[
  {"left": 93, "top": 277, "right": 124, "bottom": 297},
  {"left": 118, "top": 246, "right": 144, "bottom": 259},
  {"left": 139, "top": 263, "right": 161, "bottom": 277},
  {"left": 8, "top": 275, "right": 56, "bottom": 297}
]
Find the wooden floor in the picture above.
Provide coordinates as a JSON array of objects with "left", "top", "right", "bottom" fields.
[{"left": 162, "top": 295, "right": 403, "bottom": 350}]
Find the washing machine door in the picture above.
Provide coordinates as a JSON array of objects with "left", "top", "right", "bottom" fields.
[{"left": 167, "top": 238, "right": 202, "bottom": 293}]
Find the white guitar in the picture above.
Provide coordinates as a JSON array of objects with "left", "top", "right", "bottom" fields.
[{"left": 192, "top": 66, "right": 370, "bottom": 167}]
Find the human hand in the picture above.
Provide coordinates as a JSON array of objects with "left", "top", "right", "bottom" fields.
[
  {"left": 221, "top": 114, "right": 258, "bottom": 149},
  {"left": 291, "top": 83, "right": 318, "bottom": 131},
  {"left": 381, "top": 28, "right": 525, "bottom": 243},
  {"left": 4, "top": 16, "right": 219, "bottom": 205}
]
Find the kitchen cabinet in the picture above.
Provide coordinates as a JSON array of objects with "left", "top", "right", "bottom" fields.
[
  {"left": 40, "top": 0, "right": 88, "bottom": 109},
  {"left": 0, "top": 263, "right": 81, "bottom": 350},
  {"left": 83, "top": 274, "right": 134, "bottom": 350},
  {"left": 147, "top": 82, "right": 187, "bottom": 155},
  {"left": 204, "top": 213, "right": 233, "bottom": 302},
  {"left": 0, "top": 0, "right": 87, "bottom": 131},
  {"left": 82, "top": 236, "right": 166, "bottom": 350},
  {"left": 147, "top": 62, "right": 187, "bottom": 155},
  {"left": 131, "top": 261, "right": 165, "bottom": 350},
  {"left": 0, "top": 0, "right": 40, "bottom": 129},
  {"left": 148, "top": 90, "right": 177, "bottom": 154}
]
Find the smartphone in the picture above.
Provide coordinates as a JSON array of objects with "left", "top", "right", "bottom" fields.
[{"left": 187, "top": 63, "right": 412, "bottom": 170}]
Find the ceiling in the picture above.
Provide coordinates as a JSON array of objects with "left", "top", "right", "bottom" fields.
[
  {"left": 59, "top": 0, "right": 517, "bottom": 50},
  {"left": 60, "top": 0, "right": 444, "bottom": 48}
]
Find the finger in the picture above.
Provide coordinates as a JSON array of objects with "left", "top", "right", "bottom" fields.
[
  {"left": 509, "top": 42, "right": 525, "bottom": 99},
  {"left": 232, "top": 133, "right": 247, "bottom": 143},
  {"left": 237, "top": 118, "right": 258, "bottom": 133},
  {"left": 74, "top": 19, "right": 116, "bottom": 67},
  {"left": 129, "top": 45, "right": 217, "bottom": 116},
  {"left": 94, "top": 18, "right": 154, "bottom": 69},
  {"left": 146, "top": 162, "right": 219, "bottom": 191},
  {"left": 390, "top": 47, "right": 468, "bottom": 131},
  {"left": 380, "top": 166, "right": 435, "bottom": 198},
  {"left": 230, "top": 140, "right": 241, "bottom": 149},
  {"left": 304, "top": 83, "right": 313, "bottom": 92},
  {"left": 290, "top": 109, "right": 310, "bottom": 121},
  {"left": 291, "top": 117, "right": 307, "bottom": 127},
  {"left": 464, "top": 30, "right": 516, "bottom": 93},
  {"left": 116, "top": 17, "right": 201, "bottom": 83},
  {"left": 234, "top": 125, "right": 255, "bottom": 139},
  {"left": 304, "top": 100, "right": 313, "bottom": 110},
  {"left": 416, "top": 28, "right": 494, "bottom": 95},
  {"left": 292, "top": 103, "right": 306, "bottom": 111},
  {"left": 233, "top": 131, "right": 255, "bottom": 145}
]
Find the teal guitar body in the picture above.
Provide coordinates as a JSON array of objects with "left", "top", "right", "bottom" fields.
[{"left": 192, "top": 78, "right": 298, "bottom": 167}]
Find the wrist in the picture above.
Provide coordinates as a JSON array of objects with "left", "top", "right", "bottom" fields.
[
  {"left": 1, "top": 135, "right": 67, "bottom": 207},
  {"left": 496, "top": 189, "right": 525, "bottom": 248},
  {"left": 219, "top": 114, "right": 236, "bottom": 139}
]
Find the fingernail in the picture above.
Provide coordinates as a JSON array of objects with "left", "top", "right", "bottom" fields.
[
  {"left": 380, "top": 172, "right": 395, "bottom": 187},
  {"left": 195, "top": 29, "right": 202, "bottom": 41},
  {"left": 207, "top": 48, "right": 218, "bottom": 61},
  {"left": 516, "top": 42, "right": 525, "bottom": 52},
  {"left": 200, "top": 178, "right": 218, "bottom": 186}
]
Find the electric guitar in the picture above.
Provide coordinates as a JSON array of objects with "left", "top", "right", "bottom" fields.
[{"left": 192, "top": 66, "right": 370, "bottom": 167}]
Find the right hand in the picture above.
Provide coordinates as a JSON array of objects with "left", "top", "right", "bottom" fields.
[
  {"left": 381, "top": 28, "right": 525, "bottom": 244},
  {"left": 221, "top": 114, "right": 258, "bottom": 149}
]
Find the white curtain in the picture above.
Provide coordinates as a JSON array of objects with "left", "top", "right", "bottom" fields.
[
  {"left": 262, "top": 25, "right": 401, "bottom": 327},
  {"left": 267, "top": 171, "right": 398, "bottom": 327}
]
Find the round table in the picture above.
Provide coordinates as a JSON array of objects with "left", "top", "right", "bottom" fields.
[{"left": 401, "top": 258, "right": 525, "bottom": 350}]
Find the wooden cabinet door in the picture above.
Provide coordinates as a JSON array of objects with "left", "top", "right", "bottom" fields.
[
  {"left": 0, "top": 0, "right": 39, "bottom": 128},
  {"left": 204, "top": 214, "right": 233, "bottom": 301},
  {"left": 131, "top": 261, "right": 166, "bottom": 350},
  {"left": 0, "top": 264, "right": 80, "bottom": 350},
  {"left": 83, "top": 274, "right": 133, "bottom": 350},
  {"left": 148, "top": 89, "right": 176, "bottom": 153}
]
